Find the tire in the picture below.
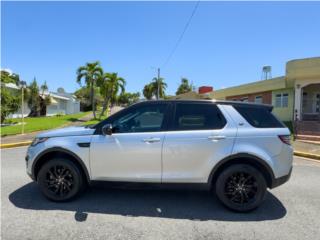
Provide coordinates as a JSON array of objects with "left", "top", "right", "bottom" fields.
[
  {"left": 37, "top": 158, "right": 85, "bottom": 202},
  {"left": 215, "top": 164, "right": 267, "bottom": 212}
]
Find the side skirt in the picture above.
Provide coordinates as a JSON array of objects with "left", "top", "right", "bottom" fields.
[{"left": 89, "top": 181, "right": 211, "bottom": 191}]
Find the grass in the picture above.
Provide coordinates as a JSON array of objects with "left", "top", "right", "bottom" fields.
[
  {"left": 1, "top": 112, "right": 91, "bottom": 137},
  {"left": 83, "top": 114, "right": 108, "bottom": 126},
  {"left": 83, "top": 108, "right": 110, "bottom": 126},
  {"left": 83, "top": 119, "right": 101, "bottom": 126}
]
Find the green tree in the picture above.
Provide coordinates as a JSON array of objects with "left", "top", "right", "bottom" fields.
[
  {"left": 143, "top": 77, "right": 167, "bottom": 99},
  {"left": 117, "top": 92, "right": 140, "bottom": 106},
  {"left": 176, "top": 77, "right": 193, "bottom": 95},
  {"left": 0, "top": 71, "right": 20, "bottom": 123},
  {"left": 75, "top": 86, "right": 92, "bottom": 111},
  {"left": 152, "top": 77, "right": 167, "bottom": 99},
  {"left": 40, "top": 81, "right": 48, "bottom": 94},
  {"left": 1, "top": 70, "right": 19, "bottom": 84},
  {"left": 76, "top": 61, "right": 103, "bottom": 119},
  {"left": 39, "top": 81, "right": 51, "bottom": 115},
  {"left": 143, "top": 83, "right": 154, "bottom": 100},
  {"left": 98, "top": 72, "right": 126, "bottom": 119},
  {"left": 27, "top": 78, "right": 41, "bottom": 117}
]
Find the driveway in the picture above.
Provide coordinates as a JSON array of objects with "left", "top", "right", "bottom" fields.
[{"left": 1, "top": 147, "right": 320, "bottom": 240}]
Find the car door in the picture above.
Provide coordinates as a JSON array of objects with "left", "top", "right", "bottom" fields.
[
  {"left": 162, "top": 102, "right": 237, "bottom": 183},
  {"left": 90, "top": 102, "right": 170, "bottom": 182}
]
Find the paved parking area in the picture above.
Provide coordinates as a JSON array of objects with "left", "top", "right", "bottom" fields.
[{"left": 1, "top": 147, "right": 320, "bottom": 240}]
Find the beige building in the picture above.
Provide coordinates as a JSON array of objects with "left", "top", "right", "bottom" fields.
[{"left": 174, "top": 57, "right": 320, "bottom": 139}]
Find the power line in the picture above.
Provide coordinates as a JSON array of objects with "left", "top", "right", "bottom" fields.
[{"left": 162, "top": 1, "right": 200, "bottom": 69}]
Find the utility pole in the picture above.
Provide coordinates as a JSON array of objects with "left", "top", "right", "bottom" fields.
[
  {"left": 157, "top": 68, "right": 160, "bottom": 100},
  {"left": 19, "top": 81, "right": 27, "bottom": 134}
]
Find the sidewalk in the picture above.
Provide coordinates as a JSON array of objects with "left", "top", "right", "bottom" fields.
[
  {"left": 292, "top": 140, "right": 320, "bottom": 155},
  {"left": 1, "top": 112, "right": 93, "bottom": 145}
]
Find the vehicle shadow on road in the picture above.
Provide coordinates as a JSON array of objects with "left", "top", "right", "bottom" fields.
[{"left": 9, "top": 182, "right": 286, "bottom": 222}]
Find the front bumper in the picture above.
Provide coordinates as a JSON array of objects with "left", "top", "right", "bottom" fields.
[
  {"left": 270, "top": 166, "right": 292, "bottom": 189},
  {"left": 25, "top": 153, "right": 34, "bottom": 180}
]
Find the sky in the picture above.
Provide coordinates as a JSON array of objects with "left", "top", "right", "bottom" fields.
[{"left": 1, "top": 1, "right": 320, "bottom": 95}]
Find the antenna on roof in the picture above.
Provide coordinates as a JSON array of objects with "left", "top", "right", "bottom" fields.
[{"left": 261, "top": 66, "right": 272, "bottom": 80}]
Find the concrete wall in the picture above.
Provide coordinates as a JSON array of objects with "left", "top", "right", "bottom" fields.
[
  {"left": 272, "top": 88, "right": 294, "bottom": 122},
  {"left": 286, "top": 57, "right": 320, "bottom": 85},
  {"left": 66, "top": 98, "right": 80, "bottom": 115},
  {"left": 8, "top": 102, "right": 30, "bottom": 118},
  {"left": 226, "top": 91, "right": 272, "bottom": 104}
]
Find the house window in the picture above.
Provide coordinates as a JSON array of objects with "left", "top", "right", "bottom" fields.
[
  {"left": 275, "top": 93, "right": 288, "bottom": 108},
  {"left": 241, "top": 97, "right": 249, "bottom": 102},
  {"left": 255, "top": 96, "right": 263, "bottom": 104},
  {"left": 282, "top": 93, "right": 288, "bottom": 107}
]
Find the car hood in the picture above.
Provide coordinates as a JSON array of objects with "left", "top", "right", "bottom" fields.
[{"left": 36, "top": 126, "right": 95, "bottom": 138}]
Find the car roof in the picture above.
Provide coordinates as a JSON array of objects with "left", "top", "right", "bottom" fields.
[{"left": 138, "top": 99, "right": 273, "bottom": 110}]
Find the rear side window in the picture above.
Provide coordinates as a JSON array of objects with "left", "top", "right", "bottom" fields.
[
  {"left": 234, "top": 105, "right": 285, "bottom": 128},
  {"left": 173, "top": 103, "right": 226, "bottom": 130}
]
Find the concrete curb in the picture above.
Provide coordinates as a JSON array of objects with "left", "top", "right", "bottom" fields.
[
  {"left": 294, "top": 151, "right": 320, "bottom": 161},
  {"left": 0, "top": 141, "right": 32, "bottom": 149}
]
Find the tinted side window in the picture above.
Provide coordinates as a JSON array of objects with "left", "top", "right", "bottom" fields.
[
  {"left": 234, "top": 105, "right": 285, "bottom": 128},
  {"left": 112, "top": 104, "right": 167, "bottom": 133},
  {"left": 173, "top": 103, "right": 226, "bottom": 130}
]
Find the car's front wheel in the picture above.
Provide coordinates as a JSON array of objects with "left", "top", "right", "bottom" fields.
[
  {"left": 37, "top": 158, "right": 85, "bottom": 201},
  {"left": 215, "top": 164, "right": 267, "bottom": 212}
]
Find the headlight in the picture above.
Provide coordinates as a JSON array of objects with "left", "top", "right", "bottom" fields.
[{"left": 31, "top": 137, "right": 49, "bottom": 146}]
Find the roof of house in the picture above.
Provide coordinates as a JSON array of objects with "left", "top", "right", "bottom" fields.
[
  {"left": 137, "top": 99, "right": 273, "bottom": 110},
  {"left": 4, "top": 82, "right": 20, "bottom": 90},
  {"left": 209, "top": 76, "right": 287, "bottom": 99},
  {"left": 4, "top": 83, "right": 78, "bottom": 102}
]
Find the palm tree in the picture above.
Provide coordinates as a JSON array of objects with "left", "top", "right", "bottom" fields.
[
  {"left": 143, "top": 83, "right": 154, "bottom": 100},
  {"left": 40, "top": 81, "right": 48, "bottom": 94},
  {"left": 176, "top": 77, "right": 193, "bottom": 95},
  {"left": 151, "top": 77, "right": 167, "bottom": 99},
  {"left": 142, "top": 78, "right": 167, "bottom": 100},
  {"left": 39, "top": 81, "right": 51, "bottom": 116},
  {"left": 76, "top": 61, "right": 103, "bottom": 119},
  {"left": 27, "top": 78, "right": 41, "bottom": 117},
  {"left": 98, "top": 72, "right": 126, "bottom": 119}
]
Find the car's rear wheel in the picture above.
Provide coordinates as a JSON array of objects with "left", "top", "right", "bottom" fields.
[
  {"left": 215, "top": 164, "right": 267, "bottom": 212},
  {"left": 37, "top": 158, "right": 85, "bottom": 201}
]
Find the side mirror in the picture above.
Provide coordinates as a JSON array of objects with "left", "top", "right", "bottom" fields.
[{"left": 102, "top": 124, "right": 113, "bottom": 136}]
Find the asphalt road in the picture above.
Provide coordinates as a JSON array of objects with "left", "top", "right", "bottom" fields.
[{"left": 1, "top": 147, "right": 320, "bottom": 240}]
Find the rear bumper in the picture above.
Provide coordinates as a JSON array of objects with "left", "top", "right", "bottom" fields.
[{"left": 270, "top": 166, "right": 292, "bottom": 189}]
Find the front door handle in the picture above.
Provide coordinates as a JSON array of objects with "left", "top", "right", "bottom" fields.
[
  {"left": 142, "top": 137, "right": 161, "bottom": 143},
  {"left": 208, "top": 135, "right": 226, "bottom": 141}
]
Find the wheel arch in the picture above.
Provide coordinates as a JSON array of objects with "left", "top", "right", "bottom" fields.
[
  {"left": 32, "top": 147, "right": 90, "bottom": 183},
  {"left": 208, "top": 153, "right": 275, "bottom": 189}
]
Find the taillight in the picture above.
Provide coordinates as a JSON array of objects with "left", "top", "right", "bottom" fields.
[{"left": 279, "top": 135, "right": 291, "bottom": 145}]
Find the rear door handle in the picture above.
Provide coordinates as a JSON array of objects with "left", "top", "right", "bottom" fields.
[
  {"left": 208, "top": 135, "right": 226, "bottom": 141},
  {"left": 142, "top": 137, "right": 161, "bottom": 143}
]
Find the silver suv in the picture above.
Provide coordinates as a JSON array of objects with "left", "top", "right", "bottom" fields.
[{"left": 26, "top": 100, "right": 293, "bottom": 212}]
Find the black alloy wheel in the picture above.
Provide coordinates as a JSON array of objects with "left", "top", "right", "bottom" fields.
[
  {"left": 37, "top": 158, "right": 85, "bottom": 201},
  {"left": 224, "top": 171, "right": 258, "bottom": 205},
  {"left": 45, "top": 165, "right": 74, "bottom": 197},
  {"left": 215, "top": 164, "right": 267, "bottom": 212}
]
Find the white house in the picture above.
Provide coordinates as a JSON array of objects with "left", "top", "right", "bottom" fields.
[
  {"left": 45, "top": 88, "right": 80, "bottom": 116},
  {"left": 5, "top": 84, "right": 81, "bottom": 118}
]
